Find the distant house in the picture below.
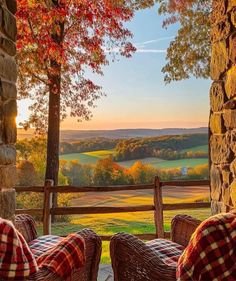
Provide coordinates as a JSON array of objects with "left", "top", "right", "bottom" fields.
[{"left": 181, "top": 167, "right": 188, "bottom": 176}]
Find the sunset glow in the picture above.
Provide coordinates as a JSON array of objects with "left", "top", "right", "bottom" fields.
[{"left": 17, "top": 4, "right": 210, "bottom": 131}]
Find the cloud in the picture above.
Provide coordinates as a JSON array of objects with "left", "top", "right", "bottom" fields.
[
  {"left": 136, "top": 49, "right": 167, "bottom": 53},
  {"left": 103, "top": 36, "right": 172, "bottom": 54},
  {"left": 103, "top": 47, "right": 167, "bottom": 54},
  {"left": 135, "top": 36, "right": 175, "bottom": 47},
  {"left": 132, "top": 36, "right": 173, "bottom": 54}
]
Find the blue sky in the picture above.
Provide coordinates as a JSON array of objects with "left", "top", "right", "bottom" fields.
[{"left": 17, "top": 4, "right": 210, "bottom": 130}]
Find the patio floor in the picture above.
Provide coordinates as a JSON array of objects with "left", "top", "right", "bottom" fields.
[{"left": 98, "top": 265, "right": 113, "bottom": 281}]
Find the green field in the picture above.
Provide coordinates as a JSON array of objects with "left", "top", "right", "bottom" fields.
[
  {"left": 181, "top": 145, "right": 208, "bottom": 153},
  {"left": 118, "top": 157, "right": 208, "bottom": 169},
  {"left": 83, "top": 149, "right": 115, "bottom": 158},
  {"left": 60, "top": 146, "right": 208, "bottom": 169},
  {"left": 60, "top": 149, "right": 114, "bottom": 164}
]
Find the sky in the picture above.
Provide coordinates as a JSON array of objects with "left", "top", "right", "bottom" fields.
[{"left": 17, "top": 4, "right": 211, "bottom": 130}]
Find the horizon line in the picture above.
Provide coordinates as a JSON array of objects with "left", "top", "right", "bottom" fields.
[{"left": 17, "top": 126, "right": 208, "bottom": 132}]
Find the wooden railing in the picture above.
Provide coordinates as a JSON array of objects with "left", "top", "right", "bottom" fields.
[{"left": 15, "top": 178, "right": 210, "bottom": 240}]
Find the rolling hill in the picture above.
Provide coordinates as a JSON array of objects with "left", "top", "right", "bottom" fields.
[{"left": 17, "top": 127, "right": 208, "bottom": 140}]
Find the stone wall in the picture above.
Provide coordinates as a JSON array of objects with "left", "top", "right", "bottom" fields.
[
  {"left": 0, "top": 0, "right": 17, "bottom": 220},
  {"left": 210, "top": 0, "right": 236, "bottom": 214}
]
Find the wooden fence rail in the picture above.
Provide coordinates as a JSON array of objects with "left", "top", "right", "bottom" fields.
[{"left": 15, "top": 178, "right": 210, "bottom": 240}]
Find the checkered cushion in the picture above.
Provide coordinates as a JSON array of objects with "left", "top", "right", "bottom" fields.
[
  {"left": 37, "top": 233, "right": 85, "bottom": 278},
  {"left": 15, "top": 214, "right": 38, "bottom": 243},
  {"left": 0, "top": 218, "right": 38, "bottom": 279},
  {"left": 29, "top": 235, "right": 63, "bottom": 258},
  {"left": 177, "top": 211, "right": 236, "bottom": 280},
  {"left": 146, "top": 238, "right": 184, "bottom": 266}
]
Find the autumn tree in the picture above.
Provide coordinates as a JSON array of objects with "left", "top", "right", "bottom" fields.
[
  {"left": 156, "top": 0, "right": 211, "bottom": 83},
  {"left": 129, "top": 161, "right": 156, "bottom": 184},
  {"left": 93, "top": 157, "right": 131, "bottom": 186},
  {"left": 17, "top": 160, "right": 39, "bottom": 186},
  {"left": 16, "top": 137, "right": 47, "bottom": 182},
  {"left": 16, "top": 0, "right": 152, "bottom": 189},
  {"left": 61, "top": 160, "right": 93, "bottom": 186}
]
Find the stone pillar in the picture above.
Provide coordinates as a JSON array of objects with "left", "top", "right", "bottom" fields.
[
  {"left": 210, "top": 0, "right": 236, "bottom": 214},
  {"left": 0, "top": 0, "right": 17, "bottom": 221}
]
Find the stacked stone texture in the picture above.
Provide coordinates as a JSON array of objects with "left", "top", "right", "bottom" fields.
[
  {"left": 210, "top": 0, "right": 236, "bottom": 214},
  {"left": 0, "top": 0, "right": 17, "bottom": 220}
]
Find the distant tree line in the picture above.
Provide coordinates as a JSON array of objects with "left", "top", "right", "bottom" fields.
[
  {"left": 58, "top": 134, "right": 208, "bottom": 163},
  {"left": 59, "top": 138, "right": 119, "bottom": 154},
  {"left": 152, "top": 149, "right": 208, "bottom": 161},
  {"left": 114, "top": 134, "right": 208, "bottom": 161}
]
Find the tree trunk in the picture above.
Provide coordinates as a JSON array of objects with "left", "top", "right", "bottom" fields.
[
  {"left": 45, "top": 74, "right": 60, "bottom": 185},
  {"left": 45, "top": 64, "right": 61, "bottom": 222},
  {"left": 45, "top": 0, "right": 64, "bottom": 222}
]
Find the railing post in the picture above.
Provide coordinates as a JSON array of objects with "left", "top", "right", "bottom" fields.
[
  {"left": 43, "top": 179, "right": 53, "bottom": 235},
  {"left": 154, "top": 176, "right": 164, "bottom": 238}
]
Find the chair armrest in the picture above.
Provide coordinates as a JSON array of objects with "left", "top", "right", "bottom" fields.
[
  {"left": 15, "top": 214, "right": 38, "bottom": 243},
  {"left": 76, "top": 229, "right": 102, "bottom": 281},
  {"left": 26, "top": 268, "right": 63, "bottom": 281},
  {"left": 110, "top": 233, "right": 176, "bottom": 281},
  {"left": 26, "top": 229, "right": 101, "bottom": 281},
  {"left": 171, "top": 214, "right": 201, "bottom": 247}
]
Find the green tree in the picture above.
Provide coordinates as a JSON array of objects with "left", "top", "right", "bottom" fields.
[
  {"left": 156, "top": 0, "right": 211, "bottom": 83},
  {"left": 16, "top": 137, "right": 47, "bottom": 183}
]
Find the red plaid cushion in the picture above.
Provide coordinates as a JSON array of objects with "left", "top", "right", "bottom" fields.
[
  {"left": 0, "top": 218, "right": 38, "bottom": 279},
  {"left": 37, "top": 233, "right": 85, "bottom": 278},
  {"left": 146, "top": 238, "right": 184, "bottom": 266},
  {"left": 29, "top": 235, "right": 63, "bottom": 258},
  {"left": 177, "top": 211, "right": 236, "bottom": 280},
  {"left": 15, "top": 214, "right": 37, "bottom": 243}
]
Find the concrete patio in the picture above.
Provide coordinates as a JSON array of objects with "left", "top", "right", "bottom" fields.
[{"left": 98, "top": 265, "right": 113, "bottom": 281}]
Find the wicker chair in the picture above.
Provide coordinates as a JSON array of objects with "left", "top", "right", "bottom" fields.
[
  {"left": 14, "top": 214, "right": 102, "bottom": 281},
  {"left": 110, "top": 214, "right": 201, "bottom": 281}
]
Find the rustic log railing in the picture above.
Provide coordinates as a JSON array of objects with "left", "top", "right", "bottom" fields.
[{"left": 15, "top": 178, "right": 210, "bottom": 240}]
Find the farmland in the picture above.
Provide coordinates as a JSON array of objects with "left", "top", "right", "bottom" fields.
[
  {"left": 60, "top": 149, "right": 114, "bottom": 164},
  {"left": 60, "top": 146, "right": 208, "bottom": 169},
  {"left": 118, "top": 157, "right": 208, "bottom": 169},
  {"left": 181, "top": 145, "right": 208, "bottom": 153}
]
